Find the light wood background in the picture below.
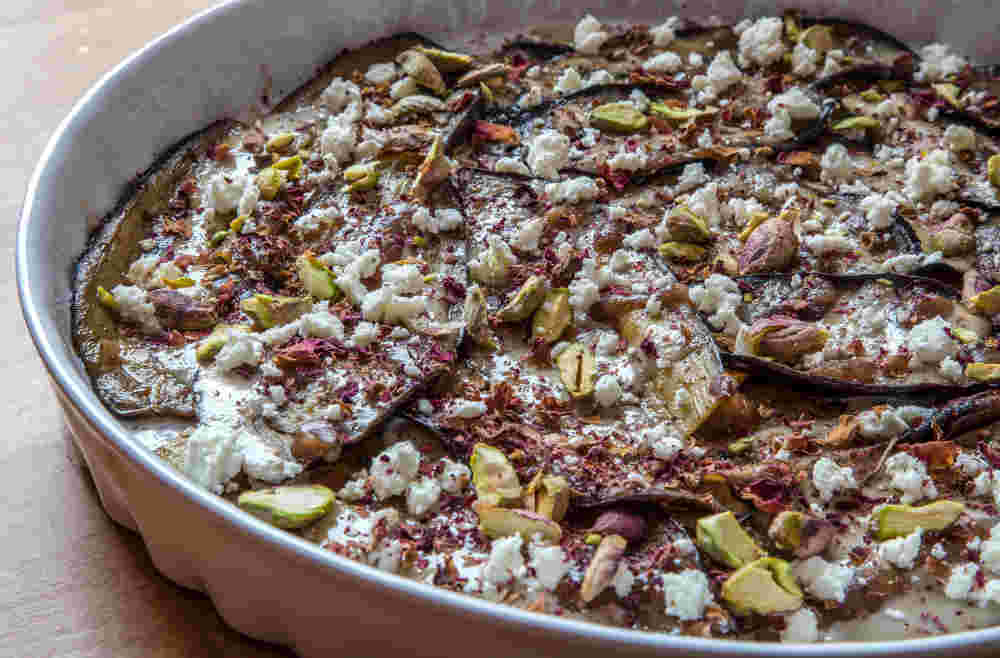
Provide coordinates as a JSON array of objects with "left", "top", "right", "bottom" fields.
[{"left": 5, "top": 1, "right": 290, "bottom": 655}]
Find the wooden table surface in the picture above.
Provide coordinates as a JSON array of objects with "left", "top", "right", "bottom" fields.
[{"left": 4, "top": 1, "right": 291, "bottom": 655}]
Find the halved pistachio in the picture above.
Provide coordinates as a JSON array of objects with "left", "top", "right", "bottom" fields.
[
  {"left": 590, "top": 102, "right": 648, "bottom": 133},
  {"left": 96, "top": 285, "right": 118, "bottom": 310},
  {"left": 456, "top": 63, "right": 508, "bottom": 88},
  {"left": 738, "top": 217, "right": 798, "bottom": 274},
  {"left": 463, "top": 284, "right": 497, "bottom": 348},
  {"left": 265, "top": 132, "right": 296, "bottom": 152},
  {"left": 649, "top": 103, "right": 716, "bottom": 122},
  {"left": 343, "top": 162, "right": 380, "bottom": 193},
  {"left": 209, "top": 229, "right": 231, "bottom": 247},
  {"left": 969, "top": 284, "right": 1000, "bottom": 315},
  {"left": 536, "top": 475, "right": 571, "bottom": 522},
  {"left": 473, "top": 502, "right": 562, "bottom": 543},
  {"left": 696, "top": 511, "right": 765, "bottom": 569},
  {"left": 196, "top": 324, "right": 249, "bottom": 362},
  {"left": 532, "top": 289, "right": 571, "bottom": 343},
  {"left": 798, "top": 24, "right": 834, "bottom": 51},
  {"left": 930, "top": 213, "right": 975, "bottom": 256},
  {"left": 229, "top": 215, "right": 248, "bottom": 234},
  {"left": 859, "top": 88, "right": 885, "bottom": 103},
  {"left": 415, "top": 45, "right": 474, "bottom": 72},
  {"left": 875, "top": 500, "right": 965, "bottom": 540},
  {"left": 742, "top": 317, "right": 828, "bottom": 363},
  {"left": 989, "top": 155, "right": 1000, "bottom": 188},
  {"left": 257, "top": 167, "right": 286, "bottom": 200},
  {"left": 722, "top": 558, "right": 803, "bottom": 615},
  {"left": 832, "top": 116, "right": 881, "bottom": 131},
  {"left": 933, "top": 83, "right": 963, "bottom": 110},
  {"left": 727, "top": 437, "right": 754, "bottom": 455},
  {"left": 397, "top": 49, "right": 446, "bottom": 95},
  {"left": 556, "top": 343, "right": 596, "bottom": 399},
  {"left": 658, "top": 241, "right": 707, "bottom": 263},
  {"left": 237, "top": 484, "right": 335, "bottom": 529},
  {"left": 738, "top": 211, "right": 770, "bottom": 242},
  {"left": 470, "top": 236, "right": 516, "bottom": 286},
  {"left": 769, "top": 511, "right": 836, "bottom": 559},
  {"left": 240, "top": 294, "right": 311, "bottom": 330},
  {"left": 496, "top": 275, "right": 549, "bottom": 322},
  {"left": 665, "top": 206, "right": 712, "bottom": 243},
  {"left": 392, "top": 94, "right": 447, "bottom": 117},
  {"left": 273, "top": 154, "right": 303, "bottom": 179},
  {"left": 967, "top": 363, "right": 1000, "bottom": 382},
  {"left": 479, "top": 81, "right": 495, "bottom": 105},
  {"left": 296, "top": 254, "right": 339, "bottom": 299},
  {"left": 580, "top": 534, "right": 627, "bottom": 603},
  {"left": 411, "top": 136, "right": 451, "bottom": 200},
  {"left": 163, "top": 276, "right": 195, "bottom": 289},
  {"left": 470, "top": 443, "right": 522, "bottom": 506}
]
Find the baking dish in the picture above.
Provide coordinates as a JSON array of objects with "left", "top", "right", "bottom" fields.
[{"left": 16, "top": 0, "right": 1000, "bottom": 654}]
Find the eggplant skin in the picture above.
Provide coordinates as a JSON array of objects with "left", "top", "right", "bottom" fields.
[
  {"left": 901, "top": 390, "right": 1000, "bottom": 445},
  {"left": 71, "top": 120, "right": 235, "bottom": 418}
]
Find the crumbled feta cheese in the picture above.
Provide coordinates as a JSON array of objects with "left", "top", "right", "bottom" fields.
[
  {"left": 981, "top": 523, "right": 1000, "bottom": 574},
  {"left": 335, "top": 248, "right": 381, "bottom": 304},
  {"left": 586, "top": 69, "right": 614, "bottom": 86},
  {"left": 884, "top": 452, "right": 938, "bottom": 504},
  {"left": 365, "top": 62, "right": 397, "bottom": 85},
  {"left": 904, "top": 149, "right": 955, "bottom": 203},
  {"left": 238, "top": 432, "right": 304, "bottom": 483},
  {"left": 412, "top": 206, "right": 463, "bottom": 234},
  {"left": 915, "top": 43, "right": 968, "bottom": 82},
  {"left": 650, "top": 16, "right": 681, "bottom": 46},
  {"left": 683, "top": 182, "right": 723, "bottom": 228},
  {"left": 940, "top": 356, "right": 964, "bottom": 381},
  {"left": 703, "top": 51, "right": 742, "bottom": 98},
  {"left": 437, "top": 457, "right": 471, "bottom": 494},
  {"left": 555, "top": 67, "right": 584, "bottom": 94},
  {"left": 812, "top": 457, "right": 857, "bottom": 502},
  {"left": 349, "top": 321, "right": 379, "bottom": 348},
  {"left": 608, "top": 146, "right": 648, "bottom": 171},
  {"left": 320, "top": 77, "right": 361, "bottom": 112},
  {"left": 568, "top": 272, "right": 600, "bottom": 315},
  {"left": 791, "top": 42, "right": 820, "bottom": 77},
  {"left": 644, "top": 51, "right": 683, "bottom": 73},
  {"left": 613, "top": 563, "right": 635, "bottom": 597},
  {"left": 769, "top": 87, "right": 821, "bottom": 120},
  {"left": 453, "top": 399, "right": 488, "bottom": 419},
  {"left": 529, "top": 543, "right": 570, "bottom": 590},
  {"left": 794, "top": 557, "right": 855, "bottom": 603},
  {"left": 629, "top": 88, "right": 651, "bottom": 112},
  {"left": 545, "top": 176, "right": 600, "bottom": 204},
  {"left": 944, "top": 124, "right": 976, "bottom": 152},
  {"left": 110, "top": 285, "right": 161, "bottom": 334},
  {"left": 320, "top": 116, "right": 357, "bottom": 165},
  {"left": 205, "top": 173, "right": 245, "bottom": 215},
  {"left": 675, "top": 162, "right": 709, "bottom": 192},
  {"left": 406, "top": 476, "right": 442, "bottom": 516},
  {"left": 338, "top": 472, "right": 368, "bottom": 501},
  {"left": 371, "top": 440, "right": 422, "bottom": 499},
  {"left": 857, "top": 408, "right": 908, "bottom": 440},
  {"left": 527, "top": 130, "right": 570, "bottom": 179},
  {"left": 688, "top": 52, "right": 704, "bottom": 68},
  {"left": 688, "top": 274, "right": 743, "bottom": 335},
  {"left": 946, "top": 563, "right": 982, "bottom": 601},
  {"left": 495, "top": 157, "right": 531, "bottom": 176},
  {"left": 182, "top": 424, "right": 244, "bottom": 493},
  {"left": 574, "top": 14, "right": 610, "bottom": 55},
  {"left": 821, "top": 49, "right": 846, "bottom": 77},
  {"left": 483, "top": 535, "right": 526, "bottom": 586},
  {"left": 908, "top": 316, "right": 959, "bottom": 365},
  {"left": 738, "top": 17, "right": 786, "bottom": 67},
  {"left": 215, "top": 329, "right": 263, "bottom": 372},
  {"left": 623, "top": 228, "right": 657, "bottom": 250},
  {"left": 879, "top": 528, "right": 924, "bottom": 569},
  {"left": 508, "top": 217, "right": 545, "bottom": 254},
  {"left": 662, "top": 569, "right": 714, "bottom": 621},
  {"left": 390, "top": 75, "right": 419, "bottom": 99},
  {"left": 859, "top": 193, "right": 898, "bottom": 230},
  {"left": 594, "top": 374, "right": 622, "bottom": 408},
  {"left": 805, "top": 233, "right": 854, "bottom": 256},
  {"left": 300, "top": 304, "right": 345, "bottom": 340},
  {"left": 643, "top": 422, "right": 684, "bottom": 460},
  {"left": 781, "top": 608, "right": 819, "bottom": 643},
  {"left": 820, "top": 143, "right": 854, "bottom": 181},
  {"left": 931, "top": 542, "right": 947, "bottom": 560},
  {"left": 519, "top": 85, "right": 544, "bottom": 108}
]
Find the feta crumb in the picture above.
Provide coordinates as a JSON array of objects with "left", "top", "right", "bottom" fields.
[
  {"left": 931, "top": 543, "right": 947, "bottom": 560},
  {"left": 768, "top": 87, "right": 821, "bottom": 120},
  {"left": 110, "top": 285, "right": 161, "bottom": 334},
  {"left": 215, "top": 329, "right": 263, "bottom": 372},
  {"left": 738, "top": 17, "right": 786, "bottom": 67},
  {"left": 608, "top": 146, "right": 648, "bottom": 171},
  {"left": 794, "top": 556, "right": 855, "bottom": 603},
  {"left": 908, "top": 316, "right": 959, "bottom": 365},
  {"left": 182, "top": 424, "right": 244, "bottom": 493},
  {"left": 915, "top": 43, "right": 968, "bottom": 82},
  {"left": 300, "top": 304, "right": 345, "bottom": 340},
  {"left": 519, "top": 85, "right": 544, "bottom": 108},
  {"left": 859, "top": 193, "right": 898, "bottom": 230},
  {"left": 688, "top": 52, "right": 704, "bottom": 68},
  {"left": 675, "top": 162, "right": 709, "bottom": 192},
  {"left": 945, "top": 563, "right": 979, "bottom": 600},
  {"left": 238, "top": 432, "right": 303, "bottom": 483},
  {"left": 940, "top": 356, "right": 965, "bottom": 381},
  {"left": 791, "top": 42, "right": 820, "bottom": 77},
  {"left": 320, "top": 115, "right": 358, "bottom": 165},
  {"left": 594, "top": 374, "right": 622, "bottom": 408},
  {"left": 527, "top": 130, "right": 570, "bottom": 179},
  {"left": 904, "top": 149, "right": 956, "bottom": 203},
  {"left": 371, "top": 440, "right": 422, "bottom": 499},
  {"left": 812, "top": 457, "right": 857, "bottom": 502},
  {"left": 781, "top": 608, "right": 819, "bottom": 643},
  {"left": 650, "top": 16, "right": 681, "bottom": 46},
  {"left": 337, "top": 472, "right": 368, "bottom": 501},
  {"left": 623, "top": 228, "right": 657, "bottom": 250},
  {"left": 350, "top": 321, "right": 379, "bottom": 348},
  {"left": 452, "top": 399, "right": 488, "bottom": 419},
  {"left": 574, "top": 15, "right": 610, "bottom": 55},
  {"left": 437, "top": 457, "right": 471, "bottom": 494},
  {"left": 545, "top": 176, "right": 600, "bottom": 204},
  {"left": 495, "top": 157, "right": 530, "bottom": 176},
  {"left": 483, "top": 535, "right": 526, "bottom": 586},
  {"left": 629, "top": 88, "right": 651, "bottom": 112},
  {"left": 644, "top": 51, "right": 683, "bottom": 73},
  {"left": 320, "top": 77, "right": 361, "bottom": 112},
  {"left": 555, "top": 67, "right": 584, "bottom": 94},
  {"left": 529, "top": 543, "right": 570, "bottom": 590},
  {"left": 205, "top": 173, "right": 245, "bottom": 215},
  {"left": 406, "top": 476, "right": 442, "bottom": 516},
  {"left": 643, "top": 422, "right": 684, "bottom": 460},
  {"left": 364, "top": 62, "right": 397, "bottom": 85},
  {"left": 662, "top": 569, "right": 714, "bottom": 621},
  {"left": 981, "top": 523, "right": 1000, "bottom": 574},
  {"left": 688, "top": 274, "right": 743, "bottom": 335},
  {"left": 702, "top": 51, "right": 742, "bottom": 98},
  {"left": 586, "top": 69, "right": 614, "bottom": 86},
  {"left": 879, "top": 527, "right": 924, "bottom": 569},
  {"left": 613, "top": 563, "right": 635, "bottom": 597},
  {"left": 884, "top": 452, "right": 938, "bottom": 504},
  {"left": 820, "top": 143, "right": 854, "bottom": 181},
  {"left": 944, "top": 124, "right": 977, "bottom": 152},
  {"left": 335, "top": 248, "right": 381, "bottom": 304},
  {"left": 412, "top": 207, "right": 463, "bottom": 234},
  {"left": 390, "top": 75, "right": 419, "bottom": 99}
]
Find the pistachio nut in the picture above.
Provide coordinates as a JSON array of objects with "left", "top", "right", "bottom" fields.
[
  {"left": 929, "top": 212, "right": 975, "bottom": 256},
  {"left": 296, "top": 254, "right": 339, "bottom": 299},
  {"left": 967, "top": 363, "right": 1000, "bottom": 382},
  {"left": 536, "top": 475, "right": 571, "bottom": 522},
  {"left": 473, "top": 502, "right": 562, "bottom": 543},
  {"left": 237, "top": 484, "right": 335, "bottom": 529},
  {"left": 392, "top": 94, "right": 447, "bottom": 117},
  {"left": 990, "top": 155, "right": 1000, "bottom": 188},
  {"left": 209, "top": 230, "right": 231, "bottom": 247},
  {"left": 470, "top": 236, "right": 516, "bottom": 286},
  {"left": 665, "top": 206, "right": 712, "bottom": 243},
  {"left": 875, "top": 500, "right": 965, "bottom": 540},
  {"left": 556, "top": 343, "right": 596, "bottom": 399},
  {"left": 832, "top": 116, "right": 881, "bottom": 131},
  {"left": 933, "top": 83, "right": 963, "bottom": 109},
  {"left": 859, "top": 88, "right": 885, "bottom": 103},
  {"left": 742, "top": 316, "right": 828, "bottom": 363},
  {"left": 229, "top": 215, "right": 248, "bottom": 234},
  {"left": 738, "top": 211, "right": 770, "bottom": 242},
  {"left": 496, "top": 275, "right": 549, "bottom": 323},
  {"left": 658, "top": 241, "right": 707, "bottom": 263},
  {"left": 265, "top": 132, "right": 296, "bottom": 152},
  {"left": 969, "top": 284, "right": 1000, "bottom": 315},
  {"left": 96, "top": 285, "right": 118, "bottom": 310},
  {"left": 532, "top": 289, "right": 572, "bottom": 343},
  {"left": 343, "top": 162, "right": 380, "bottom": 193},
  {"left": 411, "top": 136, "right": 452, "bottom": 200},
  {"left": 240, "top": 294, "right": 311, "bottom": 330},
  {"left": 463, "top": 284, "right": 497, "bottom": 349},
  {"left": 162, "top": 276, "right": 195, "bottom": 289},
  {"left": 196, "top": 324, "right": 248, "bottom": 362},
  {"left": 738, "top": 217, "right": 799, "bottom": 274},
  {"left": 696, "top": 511, "right": 765, "bottom": 569},
  {"left": 396, "top": 49, "right": 447, "bottom": 95},
  {"left": 768, "top": 511, "right": 836, "bottom": 558},
  {"left": 727, "top": 437, "right": 754, "bottom": 455},
  {"left": 649, "top": 102, "right": 716, "bottom": 122},
  {"left": 479, "top": 81, "right": 495, "bottom": 106},
  {"left": 799, "top": 24, "right": 834, "bottom": 51},
  {"left": 273, "top": 154, "right": 303, "bottom": 179},
  {"left": 456, "top": 63, "right": 508, "bottom": 88},
  {"left": 257, "top": 167, "right": 286, "bottom": 200},
  {"left": 415, "top": 45, "right": 474, "bottom": 72},
  {"left": 590, "top": 102, "right": 648, "bottom": 133},
  {"left": 580, "top": 534, "right": 627, "bottom": 603},
  {"left": 590, "top": 508, "right": 647, "bottom": 543},
  {"left": 722, "top": 558, "right": 803, "bottom": 615},
  {"left": 470, "top": 443, "right": 522, "bottom": 506}
]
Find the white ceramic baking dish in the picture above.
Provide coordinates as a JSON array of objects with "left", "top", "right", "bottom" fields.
[{"left": 17, "top": 0, "right": 1000, "bottom": 654}]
